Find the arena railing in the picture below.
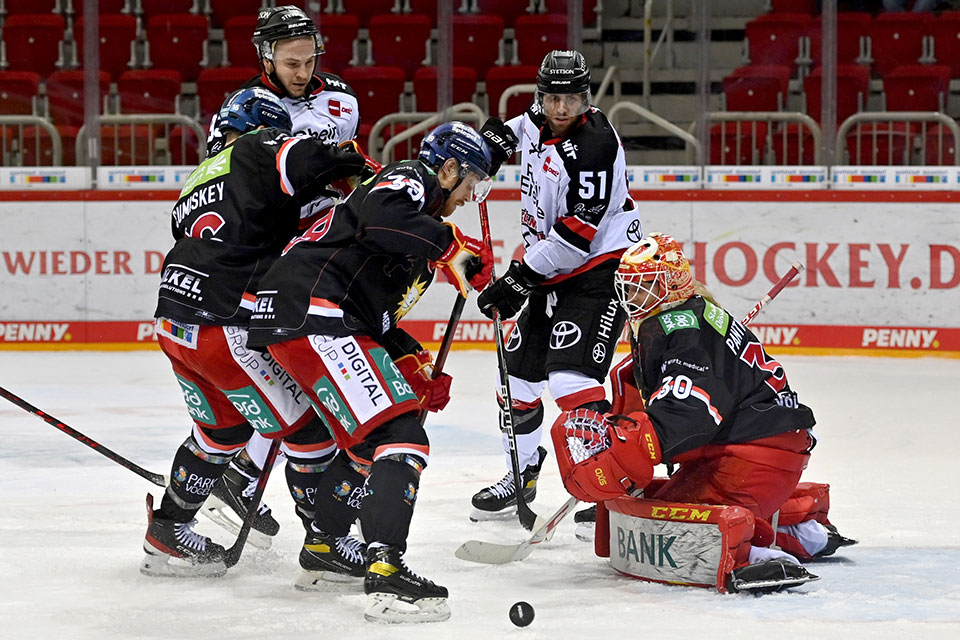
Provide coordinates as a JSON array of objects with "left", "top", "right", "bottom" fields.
[
  {"left": 607, "top": 100, "right": 702, "bottom": 164},
  {"left": 75, "top": 115, "right": 207, "bottom": 166},
  {"left": 642, "top": 0, "right": 676, "bottom": 109},
  {"left": 371, "top": 103, "right": 486, "bottom": 164},
  {"left": 708, "top": 111, "right": 823, "bottom": 166},
  {"left": 835, "top": 112, "right": 960, "bottom": 166},
  {"left": 0, "top": 116, "right": 63, "bottom": 166}
]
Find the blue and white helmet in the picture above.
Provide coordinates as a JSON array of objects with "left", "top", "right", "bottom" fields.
[
  {"left": 217, "top": 87, "right": 293, "bottom": 136},
  {"left": 419, "top": 121, "right": 495, "bottom": 201}
]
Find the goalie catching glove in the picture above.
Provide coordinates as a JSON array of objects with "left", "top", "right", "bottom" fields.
[
  {"left": 434, "top": 222, "right": 493, "bottom": 297},
  {"left": 395, "top": 350, "right": 452, "bottom": 413},
  {"left": 551, "top": 409, "right": 662, "bottom": 502}
]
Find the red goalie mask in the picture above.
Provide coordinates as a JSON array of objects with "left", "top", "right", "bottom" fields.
[{"left": 615, "top": 233, "right": 694, "bottom": 328}]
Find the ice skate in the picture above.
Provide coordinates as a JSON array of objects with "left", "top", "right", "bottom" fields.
[
  {"left": 726, "top": 558, "right": 820, "bottom": 594},
  {"left": 469, "top": 447, "right": 546, "bottom": 522},
  {"left": 294, "top": 526, "right": 366, "bottom": 591},
  {"left": 812, "top": 523, "right": 858, "bottom": 559},
  {"left": 200, "top": 456, "right": 278, "bottom": 550},
  {"left": 363, "top": 545, "right": 451, "bottom": 624},
  {"left": 574, "top": 504, "right": 596, "bottom": 542},
  {"left": 140, "top": 494, "right": 227, "bottom": 578}
]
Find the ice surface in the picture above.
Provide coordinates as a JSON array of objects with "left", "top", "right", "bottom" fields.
[{"left": 1, "top": 350, "right": 958, "bottom": 639}]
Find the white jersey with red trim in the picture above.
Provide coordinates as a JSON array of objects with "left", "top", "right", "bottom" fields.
[{"left": 505, "top": 105, "right": 640, "bottom": 280}]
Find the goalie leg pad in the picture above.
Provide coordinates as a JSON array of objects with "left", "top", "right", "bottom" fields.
[{"left": 603, "top": 496, "right": 754, "bottom": 594}]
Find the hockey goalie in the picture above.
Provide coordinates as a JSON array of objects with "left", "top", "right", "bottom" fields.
[{"left": 551, "top": 233, "right": 856, "bottom": 594}]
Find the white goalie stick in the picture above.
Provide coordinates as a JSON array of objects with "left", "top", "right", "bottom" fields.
[{"left": 455, "top": 261, "right": 806, "bottom": 565}]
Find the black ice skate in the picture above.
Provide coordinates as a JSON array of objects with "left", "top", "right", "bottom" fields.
[
  {"left": 200, "top": 456, "right": 279, "bottom": 550},
  {"left": 469, "top": 446, "right": 547, "bottom": 522},
  {"left": 141, "top": 494, "right": 227, "bottom": 578},
  {"left": 574, "top": 504, "right": 597, "bottom": 543},
  {"left": 813, "top": 523, "right": 858, "bottom": 559},
  {"left": 363, "top": 545, "right": 451, "bottom": 624},
  {"left": 726, "top": 558, "right": 820, "bottom": 594},
  {"left": 294, "top": 526, "right": 366, "bottom": 591}
]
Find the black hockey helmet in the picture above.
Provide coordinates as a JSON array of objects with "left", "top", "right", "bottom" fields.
[
  {"left": 217, "top": 87, "right": 293, "bottom": 136},
  {"left": 419, "top": 121, "right": 494, "bottom": 203},
  {"left": 536, "top": 49, "right": 591, "bottom": 114},
  {"left": 252, "top": 5, "right": 324, "bottom": 65}
]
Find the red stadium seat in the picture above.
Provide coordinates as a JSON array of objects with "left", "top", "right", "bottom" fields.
[
  {"left": 452, "top": 14, "right": 504, "bottom": 80},
  {"left": 883, "top": 64, "right": 950, "bottom": 112},
  {"left": 196, "top": 67, "right": 258, "bottom": 121},
  {"left": 513, "top": 15, "right": 568, "bottom": 66},
  {"left": 929, "top": 11, "right": 960, "bottom": 77},
  {"left": 772, "top": 123, "right": 816, "bottom": 165},
  {"left": 169, "top": 124, "right": 202, "bottom": 165},
  {"left": 769, "top": 0, "right": 815, "bottom": 13},
  {"left": 318, "top": 14, "right": 359, "bottom": 75},
  {"left": 75, "top": 15, "right": 137, "bottom": 81},
  {"left": 139, "top": 0, "right": 195, "bottom": 21},
  {"left": 923, "top": 124, "right": 956, "bottom": 165},
  {"left": 803, "top": 64, "right": 870, "bottom": 125},
  {"left": 474, "top": 0, "right": 536, "bottom": 28},
  {"left": 845, "top": 122, "right": 911, "bottom": 165},
  {"left": 45, "top": 70, "right": 110, "bottom": 127},
  {"left": 1, "top": 14, "right": 65, "bottom": 77},
  {"left": 99, "top": 124, "right": 156, "bottom": 165},
  {"left": 412, "top": 66, "right": 478, "bottom": 112},
  {"left": 368, "top": 13, "right": 432, "bottom": 80},
  {"left": 744, "top": 13, "right": 812, "bottom": 72},
  {"left": 542, "top": 0, "right": 599, "bottom": 27},
  {"left": 710, "top": 122, "right": 769, "bottom": 165},
  {"left": 341, "top": 65, "right": 406, "bottom": 136},
  {"left": 808, "top": 13, "right": 870, "bottom": 67},
  {"left": 145, "top": 14, "right": 209, "bottom": 82},
  {"left": 341, "top": 0, "right": 400, "bottom": 28},
  {"left": 408, "top": 0, "right": 439, "bottom": 27},
  {"left": 2, "top": 0, "right": 57, "bottom": 15},
  {"left": 867, "top": 13, "right": 933, "bottom": 78},
  {"left": 722, "top": 65, "right": 791, "bottom": 111},
  {"left": 208, "top": 0, "right": 265, "bottom": 29},
  {"left": 0, "top": 71, "right": 41, "bottom": 116},
  {"left": 117, "top": 69, "right": 183, "bottom": 114},
  {"left": 485, "top": 65, "right": 537, "bottom": 119},
  {"left": 223, "top": 16, "right": 260, "bottom": 69}
]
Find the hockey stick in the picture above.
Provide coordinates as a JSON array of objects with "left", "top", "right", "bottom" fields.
[
  {"left": 741, "top": 261, "right": 804, "bottom": 325},
  {"left": 419, "top": 292, "right": 467, "bottom": 427},
  {"left": 478, "top": 200, "right": 538, "bottom": 531},
  {"left": 0, "top": 384, "right": 166, "bottom": 487},
  {"left": 224, "top": 437, "right": 282, "bottom": 568},
  {"left": 455, "top": 260, "right": 807, "bottom": 564}
]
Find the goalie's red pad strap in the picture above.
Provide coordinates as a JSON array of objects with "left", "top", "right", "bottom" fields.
[
  {"left": 602, "top": 495, "right": 754, "bottom": 593},
  {"left": 774, "top": 482, "right": 831, "bottom": 527},
  {"left": 609, "top": 355, "right": 644, "bottom": 415}
]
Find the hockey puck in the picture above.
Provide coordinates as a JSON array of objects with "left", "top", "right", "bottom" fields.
[{"left": 509, "top": 601, "right": 534, "bottom": 627}]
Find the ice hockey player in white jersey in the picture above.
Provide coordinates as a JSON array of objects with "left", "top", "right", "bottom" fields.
[
  {"left": 472, "top": 50, "right": 642, "bottom": 520},
  {"left": 201, "top": 5, "right": 379, "bottom": 546}
]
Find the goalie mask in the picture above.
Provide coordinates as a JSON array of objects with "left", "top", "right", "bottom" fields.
[{"left": 615, "top": 233, "right": 694, "bottom": 329}]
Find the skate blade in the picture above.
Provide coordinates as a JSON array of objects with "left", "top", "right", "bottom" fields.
[
  {"left": 732, "top": 572, "right": 821, "bottom": 593},
  {"left": 363, "top": 593, "right": 451, "bottom": 624},
  {"left": 468, "top": 506, "right": 518, "bottom": 523},
  {"left": 293, "top": 569, "right": 363, "bottom": 591},
  {"left": 574, "top": 521, "right": 595, "bottom": 543},
  {"left": 140, "top": 549, "right": 227, "bottom": 579},
  {"left": 198, "top": 503, "right": 273, "bottom": 550}
]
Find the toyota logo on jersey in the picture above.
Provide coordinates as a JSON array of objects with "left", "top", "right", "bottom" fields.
[{"left": 550, "top": 321, "right": 582, "bottom": 350}]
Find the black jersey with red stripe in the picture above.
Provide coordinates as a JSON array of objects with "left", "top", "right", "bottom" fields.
[
  {"left": 154, "top": 128, "right": 364, "bottom": 325},
  {"left": 246, "top": 160, "right": 456, "bottom": 349},
  {"left": 631, "top": 296, "right": 816, "bottom": 463}
]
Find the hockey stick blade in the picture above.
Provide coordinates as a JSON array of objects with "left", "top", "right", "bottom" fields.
[{"left": 455, "top": 497, "right": 579, "bottom": 565}]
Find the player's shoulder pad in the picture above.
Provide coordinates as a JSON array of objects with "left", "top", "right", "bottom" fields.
[
  {"left": 374, "top": 160, "right": 444, "bottom": 213},
  {"left": 555, "top": 109, "right": 619, "bottom": 169},
  {"left": 313, "top": 72, "right": 358, "bottom": 98}
]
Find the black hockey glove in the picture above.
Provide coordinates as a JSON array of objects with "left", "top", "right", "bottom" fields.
[
  {"left": 477, "top": 260, "right": 545, "bottom": 320},
  {"left": 479, "top": 117, "right": 519, "bottom": 176}
]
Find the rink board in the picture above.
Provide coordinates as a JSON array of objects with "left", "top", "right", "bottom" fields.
[{"left": 1, "top": 186, "right": 958, "bottom": 356}]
